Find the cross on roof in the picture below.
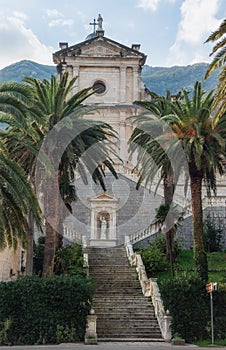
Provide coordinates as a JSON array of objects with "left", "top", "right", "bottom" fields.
[{"left": 89, "top": 18, "right": 97, "bottom": 33}]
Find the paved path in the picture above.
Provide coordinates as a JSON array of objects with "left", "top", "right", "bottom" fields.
[{"left": 0, "top": 342, "right": 224, "bottom": 350}]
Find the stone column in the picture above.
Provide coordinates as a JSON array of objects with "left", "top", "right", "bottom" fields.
[
  {"left": 119, "top": 117, "right": 126, "bottom": 162},
  {"left": 120, "top": 67, "right": 126, "bottom": 103},
  {"left": 133, "top": 66, "right": 139, "bottom": 101},
  {"left": 73, "top": 66, "right": 79, "bottom": 95}
]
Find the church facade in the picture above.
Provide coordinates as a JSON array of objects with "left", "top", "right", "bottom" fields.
[{"left": 53, "top": 14, "right": 164, "bottom": 247}]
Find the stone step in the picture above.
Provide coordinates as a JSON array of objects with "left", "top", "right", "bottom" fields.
[
  {"left": 93, "top": 295, "right": 151, "bottom": 300},
  {"left": 94, "top": 312, "right": 156, "bottom": 317},
  {"left": 93, "top": 291, "right": 142, "bottom": 295},
  {"left": 87, "top": 246, "right": 163, "bottom": 340},
  {"left": 97, "top": 331, "right": 162, "bottom": 337},
  {"left": 98, "top": 337, "right": 164, "bottom": 342},
  {"left": 93, "top": 308, "right": 155, "bottom": 314},
  {"left": 97, "top": 335, "right": 162, "bottom": 339},
  {"left": 97, "top": 318, "right": 159, "bottom": 330},
  {"left": 94, "top": 281, "right": 141, "bottom": 292},
  {"left": 89, "top": 270, "right": 137, "bottom": 274},
  {"left": 89, "top": 266, "right": 133, "bottom": 270},
  {"left": 97, "top": 330, "right": 162, "bottom": 336}
]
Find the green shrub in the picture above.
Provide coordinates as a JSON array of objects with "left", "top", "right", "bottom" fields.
[
  {"left": 212, "top": 290, "right": 226, "bottom": 340},
  {"left": 54, "top": 243, "right": 84, "bottom": 276},
  {"left": 159, "top": 274, "right": 209, "bottom": 342},
  {"left": 0, "top": 275, "right": 93, "bottom": 345},
  {"left": 139, "top": 236, "right": 180, "bottom": 275},
  {"left": 140, "top": 244, "right": 168, "bottom": 275},
  {"left": 33, "top": 236, "right": 45, "bottom": 276},
  {"left": 159, "top": 274, "right": 226, "bottom": 342},
  {"left": 204, "top": 215, "right": 223, "bottom": 253}
]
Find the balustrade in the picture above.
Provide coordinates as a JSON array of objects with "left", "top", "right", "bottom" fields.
[{"left": 125, "top": 241, "right": 172, "bottom": 341}]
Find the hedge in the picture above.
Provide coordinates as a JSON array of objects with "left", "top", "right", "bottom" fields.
[
  {"left": 0, "top": 275, "right": 93, "bottom": 345},
  {"left": 159, "top": 274, "right": 226, "bottom": 342}
]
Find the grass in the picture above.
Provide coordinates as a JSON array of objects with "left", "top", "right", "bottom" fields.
[
  {"left": 195, "top": 339, "right": 226, "bottom": 346},
  {"left": 151, "top": 250, "right": 226, "bottom": 283}
]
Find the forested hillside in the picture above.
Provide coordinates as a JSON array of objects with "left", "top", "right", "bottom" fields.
[
  {"left": 142, "top": 63, "right": 218, "bottom": 95},
  {"left": 0, "top": 60, "right": 56, "bottom": 83},
  {"left": 0, "top": 60, "right": 218, "bottom": 95}
]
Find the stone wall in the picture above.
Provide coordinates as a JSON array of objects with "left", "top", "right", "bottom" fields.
[
  {"left": 0, "top": 245, "right": 24, "bottom": 282},
  {"left": 134, "top": 206, "right": 226, "bottom": 250}
]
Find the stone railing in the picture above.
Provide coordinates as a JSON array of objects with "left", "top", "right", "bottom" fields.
[
  {"left": 63, "top": 224, "right": 87, "bottom": 246},
  {"left": 125, "top": 241, "right": 172, "bottom": 341},
  {"left": 125, "top": 222, "right": 161, "bottom": 245},
  {"left": 83, "top": 252, "right": 98, "bottom": 344},
  {"left": 125, "top": 193, "right": 193, "bottom": 245}
]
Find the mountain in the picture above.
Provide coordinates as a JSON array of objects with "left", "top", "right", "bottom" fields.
[
  {"left": 0, "top": 60, "right": 218, "bottom": 95},
  {"left": 0, "top": 60, "right": 56, "bottom": 83},
  {"left": 142, "top": 63, "right": 218, "bottom": 95}
]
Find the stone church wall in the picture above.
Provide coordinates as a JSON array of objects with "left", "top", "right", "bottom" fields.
[{"left": 66, "top": 173, "right": 162, "bottom": 246}]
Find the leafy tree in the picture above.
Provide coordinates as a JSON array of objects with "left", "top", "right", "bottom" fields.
[
  {"left": 128, "top": 92, "right": 182, "bottom": 275},
  {"left": 25, "top": 73, "right": 117, "bottom": 276},
  {"left": 129, "top": 81, "right": 226, "bottom": 282},
  {"left": 0, "top": 82, "right": 42, "bottom": 250},
  {"left": 205, "top": 19, "right": 226, "bottom": 119}
]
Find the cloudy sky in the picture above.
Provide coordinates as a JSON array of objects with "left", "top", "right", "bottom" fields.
[{"left": 0, "top": 0, "right": 225, "bottom": 69}]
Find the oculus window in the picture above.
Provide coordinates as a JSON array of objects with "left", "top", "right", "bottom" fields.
[{"left": 93, "top": 80, "right": 106, "bottom": 94}]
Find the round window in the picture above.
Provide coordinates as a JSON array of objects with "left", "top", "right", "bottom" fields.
[{"left": 93, "top": 80, "right": 106, "bottom": 94}]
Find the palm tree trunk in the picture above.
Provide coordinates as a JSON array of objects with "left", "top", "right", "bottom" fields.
[
  {"left": 163, "top": 169, "right": 175, "bottom": 277},
  {"left": 42, "top": 172, "right": 61, "bottom": 277},
  {"left": 190, "top": 171, "right": 208, "bottom": 282},
  {"left": 42, "top": 221, "right": 58, "bottom": 276},
  {"left": 25, "top": 211, "right": 34, "bottom": 275}
]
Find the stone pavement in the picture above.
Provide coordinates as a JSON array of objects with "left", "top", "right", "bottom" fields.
[{"left": 0, "top": 342, "right": 224, "bottom": 350}]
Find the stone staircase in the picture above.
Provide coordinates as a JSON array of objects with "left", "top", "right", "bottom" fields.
[{"left": 86, "top": 246, "right": 163, "bottom": 341}]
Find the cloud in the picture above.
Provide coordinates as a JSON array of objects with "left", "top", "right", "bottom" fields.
[
  {"left": 137, "top": 0, "right": 176, "bottom": 11},
  {"left": 167, "top": 0, "right": 222, "bottom": 66},
  {"left": 48, "top": 19, "right": 74, "bottom": 27},
  {"left": 137, "top": 0, "right": 161, "bottom": 11},
  {"left": 44, "top": 8, "right": 74, "bottom": 28},
  {"left": 46, "top": 9, "right": 64, "bottom": 18},
  {"left": 0, "top": 12, "right": 53, "bottom": 69}
]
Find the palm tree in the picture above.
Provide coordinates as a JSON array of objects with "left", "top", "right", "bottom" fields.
[
  {"left": 0, "top": 81, "right": 47, "bottom": 274},
  {"left": 129, "top": 81, "right": 226, "bottom": 282},
  {"left": 128, "top": 92, "right": 180, "bottom": 274},
  {"left": 0, "top": 82, "right": 42, "bottom": 251},
  {"left": 205, "top": 19, "right": 226, "bottom": 119},
  {"left": 25, "top": 73, "right": 117, "bottom": 276}
]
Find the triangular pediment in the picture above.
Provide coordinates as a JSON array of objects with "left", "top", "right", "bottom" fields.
[
  {"left": 90, "top": 192, "right": 118, "bottom": 202},
  {"left": 53, "top": 36, "right": 146, "bottom": 62}
]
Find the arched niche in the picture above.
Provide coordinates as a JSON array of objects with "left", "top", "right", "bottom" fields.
[{"left": 90, "top": 193, "right": 118, "bottom": 247}]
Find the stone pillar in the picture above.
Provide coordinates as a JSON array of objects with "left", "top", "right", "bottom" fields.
[
  {"left": 120, "top": 67, "right": 126, "bottom": 103},
  {"left": 133, "top": 67, "right": 139, "bottom": 101},
  {"left": 163, "top": 312, "right": 172, "bottom": 342},
  {"left": 84, "top": 311, "right": 98, "bottom": 344},
  {"left": 73, "top": 66, "right": 79, "bottom": 95},
  {"left": 119, "top": 118, "right": 126, "bottom": 162}
]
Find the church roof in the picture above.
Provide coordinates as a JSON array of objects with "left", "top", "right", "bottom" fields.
[{"left": 53, "top": 35, "right": 147, "bottom": 66}]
